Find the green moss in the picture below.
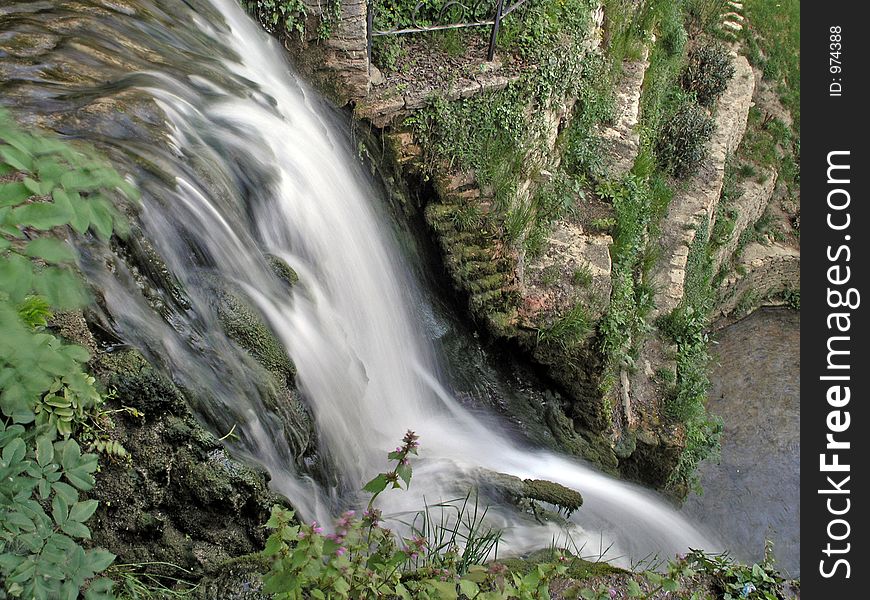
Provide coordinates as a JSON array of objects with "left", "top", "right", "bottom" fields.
[
  {"left": 217, "top": 292, "right": 295, "bottom": 384},
  {"left": 266, "top": 254, "right": 299, "bottom": 287},
  {"left": 194, "top": 553, "right": 271, "bottom": 600},
  {"left": 497, "top": 549, "right": 625, "bottom": 581},
  {"left": 543, "top": 403, "right": 618, "bottom": 472},
  {"left": 103, "top": 351, "right": 187, "bottom": 416},
  {"left": 522, "top": 479, "right": 583, "bottom": 516}
]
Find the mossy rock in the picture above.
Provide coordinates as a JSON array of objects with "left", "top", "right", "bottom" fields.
[
  {"left": 101, "top": 349, "right": 187, "bottom": 416},
  {"left": 497, "top": 548, "right": 625, "bottom": 580},
  {"left": 217, "top": 291, "right": 295, "bottom": 384},
  {"left": 543, "top": 402, "right": 618, "bottom": 474},
  {"left": 266, "top": 254, "right": 299, "bottom": 287},
  {"left": 195, "top": 554, "right": 270, "bottom": 600},
  {"left": 522, "top": 479, "right": 583, "bottom": 516},
  {"left": 474, "top": 469, "right": 583, "bottom": 521},
  {"left": 84, "top": 346, "right": 285, "bottom": 584}
]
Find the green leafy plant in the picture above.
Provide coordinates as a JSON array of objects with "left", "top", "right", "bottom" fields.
[
  {"left": 1, "top": 109, "right": 137, "bottom": 598},
  {"left": 0, "top": 430, "right": 115, "bottom": 599},
  {"left": 683, "top": 541, "right": 786, "bottom": 599},
  {"left": 244, "top": 0, "right": 308, "bottom": 39},
  {"left": 681, "top": 42, "right": 735, "bottom": 107},
  {"left": 655, "top": 100, "right": 714, "bottom": 178},
  {"left": 262, "top": 432, "right": 571, "bottom": 599},
  {"left": 656, "top": 221, "right": 722, "bottom": 491}
]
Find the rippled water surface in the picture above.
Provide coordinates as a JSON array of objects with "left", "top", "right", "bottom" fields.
[{"left": 682, "top": 308, "right": 800, "bottom": 576}]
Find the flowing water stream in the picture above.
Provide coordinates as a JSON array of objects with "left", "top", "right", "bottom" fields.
[{"left": 1, "top": 0, "right": 719, "bottom": 566}]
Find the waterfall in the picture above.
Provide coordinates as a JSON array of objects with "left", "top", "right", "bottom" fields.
[{"left": 2, "top": 0, "right": 719, "bottom": 565}]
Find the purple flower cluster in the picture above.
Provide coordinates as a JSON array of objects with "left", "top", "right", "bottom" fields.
[{"left": 297, "top": 520, "right": 324, "bottom": 539}]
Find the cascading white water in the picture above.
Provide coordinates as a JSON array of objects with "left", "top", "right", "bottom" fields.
[
  {"left": 202, "top": 0, "right": 719, "bottom": 563},
  {"left": 47, "top": 0, "right": 720, "bottom": 566}
]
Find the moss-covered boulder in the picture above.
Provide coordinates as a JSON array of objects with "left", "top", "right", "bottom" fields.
[
  {"left": 217, "top": 291, "right": 296, "bottom": 385},
  {"left": 522, "top": 479, "right": 584, "bottom": 516},
  {"left": 475, "top": 469, "right": 584, "bottom": 520},
  {"left": 266, "top": 254, "right": 300, "bottom": 288},
  {"left": 86, "top": 349, "right": 283, "bottom": 582}
]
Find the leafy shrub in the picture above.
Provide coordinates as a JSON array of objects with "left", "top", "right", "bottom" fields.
[
  {"left": 684, "top": 542, "right": 786, "bottom": 600},
  {"left": 1, "top": 109, "right": 136, "bottom": 598},
  {"left": 656, "top": 100, "right": 714, "bottom": 178},
  {"left": 244, "top": 0, "right": 308, "bottom": 38},
  {"left": 681, "top": 43, "right": 735, "bottom": 107}
]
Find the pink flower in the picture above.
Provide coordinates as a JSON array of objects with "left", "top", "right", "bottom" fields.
[
  {"left": 336, "top": 547, "right": 347, "bottom": 557},
  {"left": 609, "top": 589, "right": 617, "bottom": 598},
  {"left": 336, "top": 510, "right": 356, "bottom": 529}
]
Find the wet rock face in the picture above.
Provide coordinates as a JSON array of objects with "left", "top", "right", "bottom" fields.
[
  {"left": 4, "top": 0, "right": 316, "bottom": 581},
  {"left": 89, "top": 349, "right": 281, "bottom": 579}
]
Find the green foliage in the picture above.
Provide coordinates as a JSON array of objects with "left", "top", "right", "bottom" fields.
[
  {"left": 406, "top": 2, "right": 604, "bottom": 249},
  {"left": 710, "top": 160, "right": 740, "bottom": 248},
  {"left": 108, "top": 561, "right": 198, "bottom": 599},
  {"left": 658, "top": 7, "right": 688, "bottom": 58},
  {"left": 602, "top": 0, "right": 665, "bottom": 68},
  {"left": 782, "top": 288, "right": 799, "bottom": 311},
  {"left": 372, "top": 36, "right": 407, "bottom": 73},
  {"left": 655, "top": 100, "right": 714, "bottom": 178},
  {"left": 262, "top": 435, "right": 570, "bottom": 599},
  {"left": 537, "top": 304, "right": 592, "bottom": 350},
  {"left": 1, "top": 110, "right": 136, "bottom": 598},
  {"left": 244, "top": 0, "right": 308, "bottom": 38},
  {"left": 407, "top": 491, "right": 503, "bottom": 577},
  {"left": 497, "top": 0, "right": 597, "bottom": 61},
  {"left": 16, "top": 296, "right": 52, "bottom": 330},
  {"left": 0, "top": 428, "right": 115, "bottom": 599},
  {"left": 451, "top": 202, "right": 483, "bottom": 233},
  {"left": 363, "top": 430, "right": 419, "bottom": 504},
  {"left": 598, "top": 175, "right": 653, "bottom": 369},
  {"left": 561, "top": 54, "right": 614, "bottom": 181},
  {"left": 738, "top": 108, "right": 798, "bottom": 192},
  {"left": 741, "top": 0, "right": 800, "bottom": 130},
  {"left": 571, "top": 265, "right": 593, "bottom": 287},
  {"left": 681, "top": 42, "right": 735, "bottom": 107},
  {"left": 682, "top": 0, "right": 728, "bottom": 36},
  {"left": 656, "top": 221, "right": 722, "bottom": 490},
  {"left": 684, "top": 541, "right": 786, "bottom": 599}
]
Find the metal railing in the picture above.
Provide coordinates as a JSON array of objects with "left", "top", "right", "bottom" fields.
[{"left": 366, "top": 0, "right": 532, "bottom": 63}]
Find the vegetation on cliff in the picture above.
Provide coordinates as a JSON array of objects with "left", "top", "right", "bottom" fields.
[{"left": 0, "top": 109, "right": 135, "bottom": 598}]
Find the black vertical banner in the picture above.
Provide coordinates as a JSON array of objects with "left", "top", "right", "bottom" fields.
[{"left": 802, "top": 2, "right": 868, "bottom": 597}]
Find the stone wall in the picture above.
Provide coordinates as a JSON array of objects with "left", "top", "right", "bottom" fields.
[
  {"left": 283, "top": 0, "right": 370, "bottom": 104},
  {"left": 711, "top": 167, "right": 777, "bottom": 274},
  {"left": 715, "top": 241, "right": 800, "bottom": 317}
]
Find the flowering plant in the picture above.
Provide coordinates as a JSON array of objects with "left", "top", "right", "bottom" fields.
[{"left": 260, "top": 430, "right": 569, "bottom": 599}]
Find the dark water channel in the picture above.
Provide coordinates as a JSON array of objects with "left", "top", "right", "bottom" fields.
[{"left": 681, "top": 308, "right": 800, "bottom": 577}]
